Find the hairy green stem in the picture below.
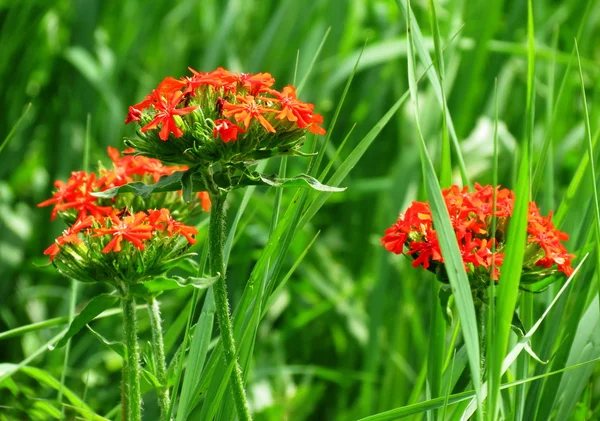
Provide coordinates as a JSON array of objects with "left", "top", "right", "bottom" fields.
[
  {"left": 209, "top": 192, "right": 252, "bottom": 421},
  {"left": 122, "top": 295, "right": 142, "bottom": 421},
  {"left": 148, "top": 297, "right": 171, "bottom": 421}
]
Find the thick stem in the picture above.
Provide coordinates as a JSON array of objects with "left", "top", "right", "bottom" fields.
[
  {"left": 122, "top": 295, "right": 142, "bottom": 421},
  {"left": 148, "top": 297, "right": 171, "bottom": 421},
  {"left": 209, "top": 192, "right": 252, "bottom": 421}
]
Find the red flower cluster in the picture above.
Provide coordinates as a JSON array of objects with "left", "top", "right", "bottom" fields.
[
  {"left": 38, "top": 147, "right": 210, "bottom": 220},
  {"left": 381, "top": 184, "right": 574, "bottom": 280},
  {"left": 125, "top": 67, "right": 326, "bottom": 141},
  {"left": 45, "top": 208, "right": 198, "bottom": 260},
  {"left": 37, "top": 172, "right": 113, "bottom": 221},
  {"left": 43, "top": 215, "right": 94, "bottom": 260}
]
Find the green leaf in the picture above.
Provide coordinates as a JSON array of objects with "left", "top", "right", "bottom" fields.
[
  {"left": 395, "top": 0, "right": 470, "bottom": 187},
  {"left": 575, "top": 39, "right": 600, "bottom": 312},
  {"left": 176, "top": 288, "right": 216, "bottom": 421},
  {"left": 54, "top": 294, "right": 119, "bottom": 349},
  {"left": 0, "top": 364, "right": 102, "bottom": 417},
  {"left": 91, "top": 171, "right": 185, "bottom": 199},
  {"left": 181, "top": 169, "right": 194, "bottom": 202},
  {"left": 258, "top": 173, "right": 346, "bottom": 192},
  {"left": 129, "top": 275, "right": 219, "bottom": 297},
  {"left": 86, "top": 325, "right": 127, "bottom": 358},
  {"left": 141, "top": 367, "right": 161, "bottom": 389}
]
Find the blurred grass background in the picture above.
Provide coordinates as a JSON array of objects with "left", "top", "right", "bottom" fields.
[{"left": 1, "top": 0, "right": 600, "bottom": 420}]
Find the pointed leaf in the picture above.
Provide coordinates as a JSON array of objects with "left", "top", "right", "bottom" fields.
[
  {"left": 258, "top": 173, "right": 346, "bottom": 192},
  {"left": 129, "top": 275, "right": 219, "bottom": 297},
  {"left": 86, "top": 325, "right": 127, "bottom": 358},
  {"left": 91, "top": 171, "right": 185, "bottom": 199},
  {"left": 54, "top": 294, "right": 119, "bottom": 349},
  {"left": 181, "top": 169, "right": 194, "bottom": 202}
]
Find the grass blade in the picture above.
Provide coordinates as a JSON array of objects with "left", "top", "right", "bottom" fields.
[
  {"left": 0, "top": 103, "right": 31, "bottom": 156},
  {"left": 462, "top": 254, "right": 588, "bottom": 419},
  {"left": 405, "top": 2, "right": 482, "bottom": 419},
  {"left": 395, "top": 0, "right": 470, "bottom": 187},
  {"left": 357, "top": 355, "right": 600, "bottom": 421},
  {"left": 489, "top": 1, "right": 535, "bottom": 417},
  {"left": 176, "top": 289, "right": 216, "bottom": 421},
  {"left": 574, "top": 39, "right": 600, "bottom": 306}
]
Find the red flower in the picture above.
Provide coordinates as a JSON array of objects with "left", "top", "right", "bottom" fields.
[
  {"left": 125, "top": 106, "right": 143, "bottom": 124},
  {"left": 125, "top": 94, "right": 156, "bottom": 124},
  {"left": 157, "top": 76, "right": 187, "bottom": 95},
  {"left": 213, "top": 119, "right": 245, "bottom": 143},
  {"left": 197, "top": 191, "right": 211, "bottom": 212},
  {"left": 93, "top": 211, "right": 154, "bottom": 253},
  {"left": 38, "top": 171, "right": 113, "bottom": 220},
  {"left": 222, "top": 95, "right": 277, "bottom": 132},
  {"left": 268, "top": 86, "right": 326, "bottom": 135},
  {"left": 406, "top": 228, "right": 443, "bottom": 270},
  {"left": 186, "top": 67, "right": 275, "bottom": 95},
  {"left": 234, "top": 72, "right": 275, "bottom": 95},
  {"left": 185, "top": 67, "right": 236, "bottom": 92},
  {"left": 148, "top": 208, "right": 198, "bottom": 244},
  {"left": 38, "top": 180, "right": 77, "bottom": 220},
  {"left": 44, "top": 216, "right": 95, "bottom": 260},
  {"left": 141, "top": 90, "right": 197, "bottom": 140}
]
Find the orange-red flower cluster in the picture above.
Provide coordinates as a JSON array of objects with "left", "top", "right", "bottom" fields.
[
  {"left": 44, "top": 208, "right": 198, "bottom": 260},
  {"left": 43, "top": 215, "right": 94, "bottom": 260},
  {"left": 125, "top": 67, "right": 326, "bottom": 142},
  {"left": 38, "top": 147, "right": 209, "bottom": 220},
  {"left": 37, "top": 171, "right": 113, "bottom": 221},
  {"left": 381, "top": 183, "right": 574, "bottom": 280}
]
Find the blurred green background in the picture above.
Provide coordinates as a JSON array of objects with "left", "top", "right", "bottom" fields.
[{"left": 2, "top": 0, "right": 600, "bottom": 420}]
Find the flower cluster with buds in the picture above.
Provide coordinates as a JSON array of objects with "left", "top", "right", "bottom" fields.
[
  {"left": 124, "top": 67, "right": 326, "bottom": 168},
  {"left": 381, "top": 184, "right": 575, "bottom": 285},
  {"left": 39, "top": 147, "right": 209, "bottom": 288},
  {"left": 45, "top": 208, "right": 197, "bottom": 288}
]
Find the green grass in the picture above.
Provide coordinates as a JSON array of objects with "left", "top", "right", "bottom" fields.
[{"left": 2, "top": 1, "right": 600, "bottom": 420}]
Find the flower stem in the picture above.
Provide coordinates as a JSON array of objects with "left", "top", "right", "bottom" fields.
[
  {"left": 122, "top": 295, "right": 142, "bottom": 421},
  {"left": 209, "top": 192, "right": 252, "bottom": 421},
  {"left": 147, "top": 297, "right": 171, "bottom": 421}
]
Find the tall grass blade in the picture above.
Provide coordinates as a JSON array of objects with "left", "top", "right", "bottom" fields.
[
  {"left": 0, "top": 103, "right": 31, "bottom": 156},
  {"left": 574, "top": 39, "right": 600, "bottom": 303},
  {"left": 405, "top": 2, "right": 482, "bottom": 419},
  {"left": 395, "top": 0, "right": 470, "bottom": 187},
  {"left": 489, "top": 1, "right": 535, "bottom": 417}
]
